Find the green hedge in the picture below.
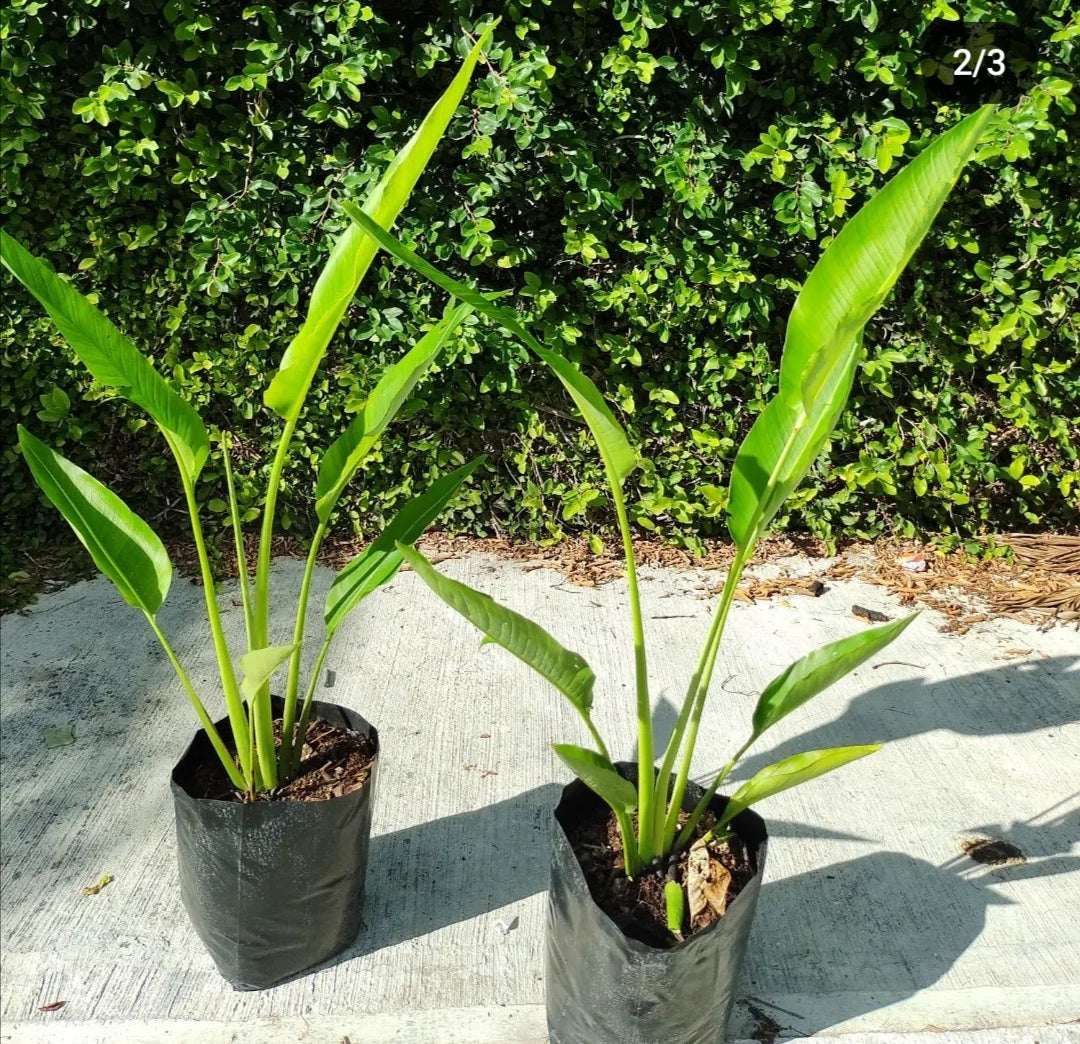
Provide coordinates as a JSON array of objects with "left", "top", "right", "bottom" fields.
[{"left": 2, "top": 0, "right": 1077, "bottom": 561}]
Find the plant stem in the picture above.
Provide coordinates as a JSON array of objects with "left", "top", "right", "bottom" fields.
[
  {"left": 221, "top": 434, "right": 255, "bottom": 651},
  {"left": 584, "top": 716, "right": 612, "bottom": 764},
  {"left": 144, "top": 612, "right": 246, "bottom": 790},
  {"left": 614, "top": 807, "right": 641, "bottom": 878},
  {"left": 251, "top": 688, "right": 279, "bottom": 788},
  {"left": 294, "top": 636, "right": 332, "bottom": 760},
  {"left": 171, "top": 439, "right": 252, "bottom": 784},
  {"left": 658, "top": 546, "right": 748, "bottom": 851},
  {"left": 651, "top": 550, "right": 743, "bottom": 851},
  {"left": 610, "top": 478, "right": 654, "bottom": 867},
  {"left": 250, "top": 417, "right": 298, "bottom": 788},
  {"left": 253, "top": 417, "right": 297, "bottom": 645},
  {"left": 281, "top": 520, "right": 329, "bottom": 777},
  {"left": 672, "top": 735, "right": 753, "bottom": 852}
]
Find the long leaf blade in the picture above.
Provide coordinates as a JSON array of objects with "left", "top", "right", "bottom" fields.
[
  {"left": 728, "top": 345, "right": 858, "bottom": 550},
  {"left": 728, "top": 105, "right": 995, "bottom": 549},
  {"left": 324, "top": 456, "right": 486, "bottom": 635},
  {"left": 17, "top": 425, "right": 172, "bottom": 614},
  {"left": 530, "top": 341, "right": 638, "bottom": 488},
  {"left": 751, "top": 614, "right": 918, "bottom": 740},
  {"left": 341, "top": 202, "right": 638, "bottom": 487},
  {"left": 782, "top": 106, "right": 995, "bottom": 400},
  {"left": 315, "top": 303, "right": 473, "bottom": 521},
  {"left": 263, "top": 26, "right": 495, "bottom": 420},
  {"left": 2, "top": 231, "right": 209, "bottom": 481},
  {"left": 719, "top": 745, "right": 881, "bottom": 827},
  {"left": 396, "top": 543, "right": 596, "bottom": 716},
  {"left": 238, "top": 645, "right": 297, "bottom": 702},
  {"left": 553, "top": 744, "right": 638, "bottom": 813}
]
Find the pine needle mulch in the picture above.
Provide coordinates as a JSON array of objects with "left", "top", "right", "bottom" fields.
[{"left": 815, "top": 535, "right": 1079, "bottom": 634}]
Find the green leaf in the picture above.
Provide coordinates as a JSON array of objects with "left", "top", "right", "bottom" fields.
[
  {"left": 751, "top": 614, "right": 917, "bottom": 740},
  {"left": 532, "top": 341, "right": 638, "bottom": 489},
  {"left": 396, "top": 543, "right": 596, "bottom": 717},
  {"left": 1, "top": 231, "right": 209, "bottom": 481},
  {"left": 238, "top": 645, "right": 296, "bottom": 702},
  {"left": 728, "top": 106, "right": 996, "bottom": 550},
  {"left": 263, "top": 25, "right": 495, "bottom": 421},
  {"left": 553, "top": 744, "right": 638, "bottom": 812},
  {"left": 315, "top": 303, "right": 472, "bottom": 521},
  {"left": 324, "top": 456, "right": 485, "bottom": 636},
  {"left": 342, "top": 202, "right": 637, "bottom": 488},
  {"left": 719, "top": 745, "right": 881, "bottom": 826},
  {"left": 17, "top": 425, "right": 171, "bottom": 614}
]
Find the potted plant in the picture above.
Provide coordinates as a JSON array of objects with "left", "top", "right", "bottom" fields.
[
  {"left": 3, "top": 27, "right": 495, "bottom": 990},
  {"left": 340, "top": 104, "right": 998, "bottom": 1039}
]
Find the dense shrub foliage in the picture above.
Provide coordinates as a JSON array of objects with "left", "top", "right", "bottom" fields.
[{"left": 2, "top": 0, "right": 1077, "bottom": 559}]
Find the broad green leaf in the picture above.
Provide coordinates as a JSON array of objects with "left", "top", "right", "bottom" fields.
[
  {"left": 315, "top": 303, "right": 473, "bottom": 521},
  {"left": 553, "top": 744, "right": 638, "bottom": 812},
  {"left": 531, "top": 341, "right": 638, "bottom": 489},
  {"left": 782, "top": 106, "right": 994, "bottom": 401},
  {"left": 751, "top": 614, "right": 918, "bottom": 740},
  {"left": 324, "top": 456, "right": 485, "bottom": 636},
  {"left": 397, "top": 543, "right": 596, "bottom": 717},
  {"left": 2, "top": 231, "right": 209, "bottom": 481},
  {"left": 728, "top": 105, "right": 995, "bottom": 549},
  {"left": 727, "top": 347, "right": 858, "bottom": 550},
  {"left": 263, "top": 25, "right": 495, "bottom": 421},
  {"left": 238, "top": 645, "right": 297, "bottom": 702},
  {"left": 17, "top": 425, "right": 171, "bottom": 614},
  {"left": 718, "top": 745, "right": 881, "bottom": 826},
  {"left": 342, "top": 202, "right": 637, "bottom": 487}
]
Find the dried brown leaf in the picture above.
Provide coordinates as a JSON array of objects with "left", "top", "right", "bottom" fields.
[{"left": 686, "top": 839, "right": 732, "bottom": 931}]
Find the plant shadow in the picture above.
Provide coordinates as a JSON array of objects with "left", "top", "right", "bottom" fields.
[
  {"left": 706, "top": 656, "right": 1079, "bottom": 1037},
  {"left": 733, "top": 801, "right": 1079, "bottom": 1037},
  {"left": 728, "top": 656, "right": 1078, "bottom": 783},
  {"left": 269, "top": 782, "right": 564, "bottom": 985}
]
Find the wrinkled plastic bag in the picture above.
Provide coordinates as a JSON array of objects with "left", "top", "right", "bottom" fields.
[
  {"left": 171, "top": 698, "right": 378, "bottom": 990},
  {"left": 546, "top": 765, "right": 767, "bottom": 1044}
]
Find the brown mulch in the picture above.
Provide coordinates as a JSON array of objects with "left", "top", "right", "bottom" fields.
[
  {"left": 722, "top": 534, "right": 1079, "bottom": 634},
  {"left": 163, "top": 530, "right": 1080, "bottom": 635}
]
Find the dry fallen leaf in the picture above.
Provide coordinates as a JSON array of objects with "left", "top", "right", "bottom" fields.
[
  {"left": 38, "top": 1001, "right": 66, "bottom": 1012},
  {"left": 82, "top": 874, "right": 113, "bottom": 896},
  {"left": 686, "top": 839, "right": 732, "bottom": 931}
]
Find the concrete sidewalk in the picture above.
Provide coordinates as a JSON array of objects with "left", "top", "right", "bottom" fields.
[{"left": 1, "top": 552, "right": 1077, "bottom": 1042}]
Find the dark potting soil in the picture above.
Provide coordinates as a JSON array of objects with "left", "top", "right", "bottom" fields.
[
  {"left": 566, "top": 806, "right": 758, "bottom": 949},
  {"left": 188, "top": 717, "right": 376, "bottom": 803}
]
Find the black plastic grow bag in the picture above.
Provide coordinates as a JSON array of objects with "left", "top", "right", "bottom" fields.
[
  {"left": 170, "top": 697, "right": 378, "bottom": 990},
  {"left": 545, "top": 764, "right": 768, "bottom": 1044}
]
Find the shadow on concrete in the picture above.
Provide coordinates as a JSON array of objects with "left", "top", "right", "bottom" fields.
[
  {"left": 269, "top": 782, "right": 564, "bottom": 983},
  {"left": 676, "top": 657, "right": 1078, "bottom": 1037},
  {"left": 723, "top": 655, "right": 1079, "bottom": 783},
  {"left": 738, "top": 798, "right": 1079, "bottom": 1036}
]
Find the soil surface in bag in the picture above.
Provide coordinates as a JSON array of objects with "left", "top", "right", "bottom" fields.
[
  {"left": 566, "top": 805, "right": 758, "bottom": 948},
  {"left": 171, "top": 698, "right": 378, "bottom": 990},
  {"left": 186, "top": 713, "right": 376, "bottom": 803},
  {"left": 546, "top": 767, "right": 768, "bottom": 1044}
]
